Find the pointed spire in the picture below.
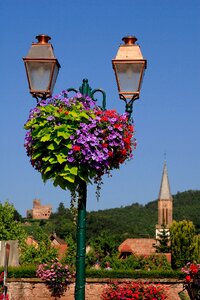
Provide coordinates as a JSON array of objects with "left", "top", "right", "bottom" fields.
[{"left": 158, "top": 161, "right": 172, "bottom": 200}]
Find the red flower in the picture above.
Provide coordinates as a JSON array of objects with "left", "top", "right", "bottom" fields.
[
  {"left": 73, "top": 145, "right": 81, "bottom": 151},
  {"left": 101, "top": 116, "right": 108, "bottom": 122},
  {"left": 102, "top": 143, "right": 108, "bottom": 148},
  {"left": 186, "top": 275, "right": 191, "bottom": 282},
  {"left": 120, "top": 149, "right": 127, "bottom": 156},
  {"left": 190, "top": 264, "right": 199, "bottom": 274},
  {"left": 108, "top": 151, "right": 113, "bottom": 157}
]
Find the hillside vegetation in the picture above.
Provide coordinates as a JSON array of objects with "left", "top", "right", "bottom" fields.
[
  {"left": 86, "top": 190, "right": 200, "bottom": 240},
  {"left": 23, "top": 190, "right": 200, "bottom": 242}
]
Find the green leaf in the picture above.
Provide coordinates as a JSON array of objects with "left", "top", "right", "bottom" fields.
[
  {"left": 57, "top": 131, "right": 70, "bottom": 139},
  {"left": 56, "top": 154, "right": 66, "bottom": 164},
  {"left": 41, "top": 134, "right": 51, "bottom": 142},
  {"left": 80, "top": 112, "right": 90, "bottom": 120},
  {"left": 48, "top": 143, "right": 55, "bottom": 150},
  {"left": 42, "top": 156, "right": 50, "bottom": 162},
  {"left": 69, "top": 167, "right": 78, "bottom": 176},
  {"left": 63, "top": 174, "right": 75, "bottom": 183},
  {"left": 32, "top": 152, "right": 42, "bottom": 160},
  {"left": 44, "top": 166, "right": 52, "bottom": 174},
  {"left": 54, "top": 136, "right": 63, "bottom": 145},
  {"left": 49, "top": 157, "right": 57, "bottom": 164}
]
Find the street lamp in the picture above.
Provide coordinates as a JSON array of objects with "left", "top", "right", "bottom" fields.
[
  {"left": 23, "top": 34, "right": 60, "bottom": 101},
  {"left": 112, "top": 36, "right": 147, "bottom": 117},
  {"left": 23, "top": 34, "right": 146, "bottom": 300},
  {"left": 23, "top": 35, "right": 106, "bottom": 300}
]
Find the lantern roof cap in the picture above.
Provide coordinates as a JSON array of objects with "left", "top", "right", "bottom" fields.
[
  {"left": 26, "top": 34, "right": 57, "bottom": 59},
  {"left": 113, "top": 35, "right": 145, "bottom": 61}
]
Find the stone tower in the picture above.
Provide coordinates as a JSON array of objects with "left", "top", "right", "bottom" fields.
[{"left": 156, "top": 161, "right": 173, "bottom": 237}]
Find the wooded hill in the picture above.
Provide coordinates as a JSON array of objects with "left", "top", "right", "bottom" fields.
[
  {"left": 86, "top": 190, "right": 200, "bottom": 240},
  {"left": 23, "top": 190, "right": 200, "bottom": 242}
]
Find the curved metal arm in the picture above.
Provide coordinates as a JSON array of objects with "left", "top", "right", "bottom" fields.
[
  {"left": 91, "top": 89, "right": 106, "bottom": 111},
  {"left": 67, "top": 87, "right": 79, "bottom": 94},
  {"left": 67, "top": 79, "right": 106, "bottom": 111}
]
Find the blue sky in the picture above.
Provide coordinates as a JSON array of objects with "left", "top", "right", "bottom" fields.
[{"left": 0, "top": 0, "right": 200, "bottom": 216}]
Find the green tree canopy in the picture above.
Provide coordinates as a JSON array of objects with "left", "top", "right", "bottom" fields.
[
  {"left": 170, "top": 220, "right": 196, "bottom": 268},
  {"left": 0, "top": 201, "right": 25, "bottom": 241}
]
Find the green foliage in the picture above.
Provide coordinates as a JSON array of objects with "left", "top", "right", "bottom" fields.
[
  {"left": 1, "top": 265, "right": 181, "bottom": 279},
  {"left": 86, "top": 230, "right": 118, "bottom": 266},
  {"left": 20, "top": 242, "right": 58, "bottom": 265},
  {"left": 170, "top": 220, "right": 196, "bottom": 268},
  {"left": 85, "top": 268, "right": 182, "bottom": 279},
  {"left": 20, "top": 222, "right": 57, "bottom": 264},
  {"left": 49, "top": 202, "right": 76, "bottom": 240},
  {"left": 7, "top": 265, "right": 36, "bottom": 278},
  {"left": 22, "top": 190, "right": 199, "bottom": 246},
  {"left": 24, "top": 99, "right": 96, "bottom": 191},
  {"left": 61, "top": 234, "right": 76, "bottom": 266},
  {"left": 86, "top": 190, "right": 200, "bottom": 240},
  {"left": 0, "top": 201, "right": 26, "bottom": 241},
  {"left": 98, "top": 254, "right": 171, "bottom": 271},
  {"left": 193, "top": 235, "right": 200, "bottom": 263}
]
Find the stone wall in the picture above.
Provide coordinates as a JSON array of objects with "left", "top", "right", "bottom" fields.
[{"left": 6, "top": 278, "right": 187, "bottom": 300}]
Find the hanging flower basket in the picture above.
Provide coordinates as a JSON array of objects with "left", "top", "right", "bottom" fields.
[{"left": 24, "top": 91, "right": 135, "bottom": 198}]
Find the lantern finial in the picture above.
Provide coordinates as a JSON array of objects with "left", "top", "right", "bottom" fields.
[
  {"left": 36, "top": 34, "right": 51, "bottom": 44},
  {"left": 122, "top": 36, "right": 137, "bottom": 45}
]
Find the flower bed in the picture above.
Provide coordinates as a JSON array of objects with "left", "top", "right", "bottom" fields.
[{"left": 101, "top": 280, "right": 168, "bottom": 299}]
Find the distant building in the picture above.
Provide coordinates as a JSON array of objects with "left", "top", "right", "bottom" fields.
[
  {"left": 156, "top": 161, "right": 173, "bottom": 237},
  {"left": 118, "top": 238, "right": 156, "bottom": 258},
  {"left": 49, "top": 234, "right": 68, "bottom": 260},
  {"left": 26, "top": 199, "right": 52, "bottom": 220}
]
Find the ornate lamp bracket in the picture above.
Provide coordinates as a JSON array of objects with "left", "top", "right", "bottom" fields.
[
  {"left": 120, "top": 94, "right": 139, "bottom": 120},
  {"left": 67, "top": 79, "right": 106, "bottom": 111}
]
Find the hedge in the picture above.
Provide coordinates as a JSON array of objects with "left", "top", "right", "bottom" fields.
[{"left": 2, "top": 266, "right": 183, "bottom": 280}]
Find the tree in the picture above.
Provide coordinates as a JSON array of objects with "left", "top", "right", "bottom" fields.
[
  {"left": 62, "top": 234, "right": 76, "bottom": 266},
  {"left": 0, "top": 201, "right": 25, "bottom": 241},
  {"left": 87, "top": 230, "right": 118, "bottom": 265},
  {"left": 49, "top": 202, "right": 76, "bottom": 239},
  {"left": 154, "top": 224, "right": 170, "bottom": 253},
  {"left": 170, "top": 220, "right": 196, "bottom": 268},
  {"left": 193, "top": 234, "right": 200, "bottom": 263},
  {"left": 21, "top": 222, "right": 58, "bottom": 264}
]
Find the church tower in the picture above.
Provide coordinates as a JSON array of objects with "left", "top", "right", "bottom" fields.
[{"left": 156, "top": 161, "right": 173, "bottom": 237}]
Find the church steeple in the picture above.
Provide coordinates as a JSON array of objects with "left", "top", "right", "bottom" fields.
[
  {"left": 159, "top": 161, "right": 172, "bottom": 201},
  {"left": 157, "top": 161, "right": 173, "bottom": 230}
]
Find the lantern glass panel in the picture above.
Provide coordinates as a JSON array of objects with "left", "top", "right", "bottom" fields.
[
  {"left": 26, "top": 61, "right": 53, "bottom": 91},
  {"left": 115, "top": 62, "right": 144, "bottom": 94},
  {"left": 50, "top": 63, "right": 59, "bottom": 93}
]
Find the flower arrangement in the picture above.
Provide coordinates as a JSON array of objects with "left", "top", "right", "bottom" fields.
[
  {"left": 0, "top": 272, "right": 9, "bottom": 300},
  {"left": 101, "top": 281, "right": 168, "bottom": 300},
  {"left": 36, "top": 259, "right": 75, "bottom": 297},
  {"left": 181, "top": 262, "right": 200, "bottom": 300},
  {"left": 24, "top": 91, "right": 135, "bottom": 200}
]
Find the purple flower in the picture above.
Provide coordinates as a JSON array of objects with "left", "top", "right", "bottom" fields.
[{"left": 47, "top": 116, "right": 55, "bottom": 121}]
